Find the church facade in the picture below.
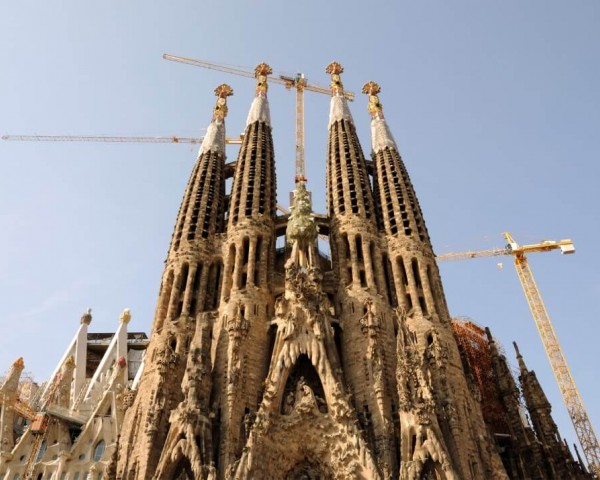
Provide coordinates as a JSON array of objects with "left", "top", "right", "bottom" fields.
[
  {"left": 113, "top": 63, "right": 589, "bottom": 479},
  {"left": 0, "top": 62, "right": 591, "bottom": 480}
]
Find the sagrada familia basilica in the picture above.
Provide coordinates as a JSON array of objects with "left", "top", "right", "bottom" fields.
[{"left": 0, "top": 62, "right": 593, "bottom": 479}]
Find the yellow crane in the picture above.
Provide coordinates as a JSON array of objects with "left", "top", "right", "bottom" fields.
[
  {"left": 437, "top": 232, "right": 600, "bottom": 476},
  {"left": 1, "top": 134, "right": 243, "bottom": 145},
  {"left": 162, "top": 53, "right": 355, "bottom": 185}
]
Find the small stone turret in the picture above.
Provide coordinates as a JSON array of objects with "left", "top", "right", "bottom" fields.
[
  {"left": 485, "top": 329, "right": 546, "bottom": 478},
  {"left": 514, "top": 342, "right": 584, "bottom": 479}
]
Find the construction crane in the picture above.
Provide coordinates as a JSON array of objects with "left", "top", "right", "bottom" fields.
[
  {"left": 437, "top": 232, "right": 600, "bottom": 476},
  {"left": 162, "top": 53, "right": 355, "bottom": 185},
  {"left": 0, "top": 390, "right": 36, "bottom": 421},
  {"left": 1, "top": 134, "right": 242, "bottom": 145},
  {"left": 20, "top": 371, "right": 66, "bottom": 480}
]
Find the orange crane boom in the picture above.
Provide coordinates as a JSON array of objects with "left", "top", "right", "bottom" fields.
[{"left": 437, "top": 232, "right": 600, "bottom": 476}]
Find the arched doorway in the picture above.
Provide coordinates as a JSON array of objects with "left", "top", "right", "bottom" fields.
[
  {"left": 420, "top": 458, "right": 446, "bottom": 480},
  {"left": 173, "top": 457, "right": 194, "bottom": 480},
  {"left": 280, "top": 354, "right": 327, "bottom": 414},
  {"left": 286, "top": 459, "right": 332, "bottom": 480}
]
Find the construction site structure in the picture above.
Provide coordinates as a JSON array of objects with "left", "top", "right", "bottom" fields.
[
  {"left": 110, "top": 63, "right": 593, "bottom": 479},
  {"left": 1, "top": 134, "right": 243, "bottom": 145},
  {"left": 163, "top": 53, "right": 355, "bottom": 187},
  {"left": 437, "top": 233, "right": 600, "bottom": 476},
  {"left": 451, "top": 317, "right": 590, "bottom": 479},
  {"left": 0, "top": 309, "right": 148, "bottom": 479},
  {"left": 1, "top": 62, "right": 594, "bottom": 479}
]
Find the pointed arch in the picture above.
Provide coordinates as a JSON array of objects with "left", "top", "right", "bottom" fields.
[
  {"left": 280, "top": 354, "right": 327, "bottom": 414},
  {"left": 420, "top": 458, "right": 446, "bottom": 480},
  {"left": 286, "top": 458, "right": 332, "bottom": 480},
  {"left": 173, "top": 457, "right": 194, "bottom": 480}
]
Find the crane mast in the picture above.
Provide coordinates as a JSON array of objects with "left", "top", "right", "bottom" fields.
[
  {"left": 437, "top": 233, "right": 600, "bottom": 476},
  {"left": 293, "top": 74, "right": 306, "bottom": 183}
]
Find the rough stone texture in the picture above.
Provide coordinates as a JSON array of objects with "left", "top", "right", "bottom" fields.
[
  {"left": 1, "top": 70, "right": 593, "bottom": 480},
  {"left": 112, "top": 70, "right": 592, "bottom": 479},
  {"left": 0, "top": 311, "right": 146, "bottom": 479}
]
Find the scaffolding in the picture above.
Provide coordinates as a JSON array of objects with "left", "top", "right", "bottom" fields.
[{"left": 451, "top": 317, "right": 513, "bottom": 435}]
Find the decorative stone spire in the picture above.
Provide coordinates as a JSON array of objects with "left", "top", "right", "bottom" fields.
[
  {"left": 513, "top": 342, "right": 580, "bottom": 476},
  {"left": 513, "top": 341, "right": 528, "bottom": 373},
  {"left": 119, "top": 308, "right": 131, "bottom": 324},
  {"left": 200, "top": 84, "right": 233, "bottom": 155},
  {"left": 286, "top": 181, "right": 318, "bottom": 269},
  {"left": 229, "top": 63, "right": 276, "bottom": 225},
  {"left": 326, "top": 61, "right": 345, "bottom": 95},
  {"left": 326, "top": 62, "right": 353, "bottom": 126},
  {"left": 80, "top": 307, "right": 92, "bottom": 325},
  {"left": 213, "top": 83, "right": 233, "bottom": 120},
  {"left": 246, "top": 63, "right": 272, "bottom": 126},
  {"left": 0, "top": 357, "right": 24, "bottom": 391},
  {"left": 365, "top": 82, "right": 428, "bottom": 241},
  {"left": 362, "top": 81, "right": 397, "bottom": 153}
]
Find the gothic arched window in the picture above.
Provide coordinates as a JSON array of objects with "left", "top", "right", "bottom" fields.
[{"left": 93, "top": 439, "right": 106, "bottom": 461}]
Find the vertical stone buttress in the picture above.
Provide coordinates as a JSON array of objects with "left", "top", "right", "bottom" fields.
[
  {"left": 363, "top": 81, "right": 507, "bottom": 479},
  {"left": 0, "top": 358, "right": 25, "bottom": 454},
  {"left": 486, "top": 328, "right": 547, "bottom": 479},
  {"left": 116, "top": 84, "right": 233, "bottom": 480},
  {"left": 515, "top": 342, "right": 582, "bottom": 479},
  {"left": 325, "top": 64, "right": 397, "bottom": 477},
  {"left": 211, "top": 64, "right": 277, "bottom": 471}
]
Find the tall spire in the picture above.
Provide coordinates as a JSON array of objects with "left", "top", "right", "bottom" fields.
[
  {"left": 215, "top": 63, "right": 278, "bottom": 469},
  {"left": 116, "top": 86, "right": 233, "bottom": 478},
  {"left": 364, "top": 82, "right": 429, "bottom": 242},
  {"left": 362, "top": 81, "right": 398, "bottom": 153},
  {"left": 246, "top": 62, "right": 272, "bottom": 126},
  {"left": 200, "top": 83, "right": 232, "bottom": 155},
  {"left": 228, "top": 63, "right": 276, "bottom": 225},
  {"left": 325, "top": 62, "right": 375, "bottom": 219},
  {"left": 513, "top": 341, "right": 580, "bottom": 477},
  {"left": 326, "top": 62, "right": 353, "bottom": 126},
  {"left": 513, "top": 341, "right": 528, "bottom": 373}
]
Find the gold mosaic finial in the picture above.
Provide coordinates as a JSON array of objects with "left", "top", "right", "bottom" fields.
[
  {"left": 213, "top": 83, "right": 234, "bottom": 120},
  {"left": 13, "top": 357, "right": 24, "bottom": 369},
  {"left": 362, "top": 81, "right": 384, "bottom": 119},
  {"left": 254, "top": 63, "right": 272, "bottom": 97},
  {"left": 326, "top": 62, "right": 344, "bottom": 95}
]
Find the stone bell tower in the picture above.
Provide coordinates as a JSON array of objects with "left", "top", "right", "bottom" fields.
[
  {"left": 116, "top": 83, "right": 233, "bottom": 479},
  {"left": 363, "top": 81, "right": 506, "bottom": 480},
  {"left": 112, "top": 61, "right": 583, "bottom": 480}
]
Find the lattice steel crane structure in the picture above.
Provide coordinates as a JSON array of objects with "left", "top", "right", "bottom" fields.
[
  {"left": 0, "top": 371, "right": 61, "bottom": 480},
  {"left": 1, "top": 134, "right": 242, "bottom": 145},
  {"left": 162, "top": 53, "right": 355, "bottom": 186},
  {"left": 437, "top": 232, "right": 600, "bottom": 476}
]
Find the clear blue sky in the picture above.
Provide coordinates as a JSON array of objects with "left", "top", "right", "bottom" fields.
[{"left": 1, "top": 0, "right": 598, "bottom": 463}]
